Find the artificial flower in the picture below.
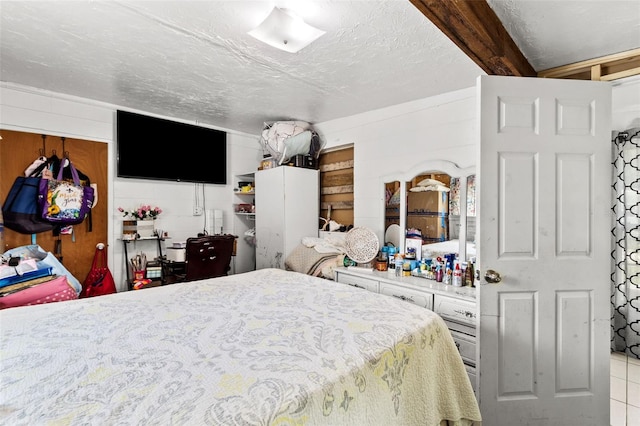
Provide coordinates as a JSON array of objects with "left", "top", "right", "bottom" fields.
[{"left": 118, "top": 205, "right": 162, "bottom": 220}]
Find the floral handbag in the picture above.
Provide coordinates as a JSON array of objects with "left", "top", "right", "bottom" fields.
[{"left": 37, "top": 158, "right": 94, "bottom": 225}]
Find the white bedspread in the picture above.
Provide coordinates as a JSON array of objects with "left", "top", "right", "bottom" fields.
[{"left": 0, "top": 268, "right": 480, "bottom": 425}]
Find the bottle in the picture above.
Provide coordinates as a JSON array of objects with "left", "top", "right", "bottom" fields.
[
  {"left": 465, "top": 260, "right": 475, "bottom": 287},
  {"left": 435, "top": 263, "right": 443, "bottom": 282},
  {"left": 402, "top": 260, "right": 411, "bottom": 276},
  {"left": 420, "top": 258, "right": 427, "bottom": 274},
  {"left": 387, "top": 247, "right": 397, "bottom": 271},
  {"left": 443, "top": 262, "right": 452, "bottom": 285},
  {"left": 379, "top": 246, "right": 389, "bottom": 265},
  {"left": 394, "top": 253, "right": 403, "bottom": 277},
  {"left": 452, "top": 263, "right": 463, "bottom": 287}
]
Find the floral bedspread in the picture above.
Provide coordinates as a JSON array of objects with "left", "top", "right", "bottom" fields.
[{"left": 0, "top": 268, "right": 481, "bottom": 425}]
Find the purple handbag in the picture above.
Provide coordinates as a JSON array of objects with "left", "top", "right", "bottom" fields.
[{"left": 38, "top": 158, "right": 95, "bottom": 225}]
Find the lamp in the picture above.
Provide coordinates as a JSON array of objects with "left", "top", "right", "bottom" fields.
[{"left": 248, "top": 7, "right": 325, "bottom": 53}]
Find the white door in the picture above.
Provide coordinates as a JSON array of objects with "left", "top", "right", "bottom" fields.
[{"left": 477, "top": 75, "right": 612, "bottom": 425}]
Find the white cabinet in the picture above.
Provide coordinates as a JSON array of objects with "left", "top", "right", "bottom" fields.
[
  {"left": 379, "top": 282, "right": 433, "bottom": 309},
  {"left": 337, "top": 272, "right": 379, "bottom": 292},
  {"left": 255, "top": 167, "right": 319, "bottom": 270},
  {"left": 334, "top": 266, "right": 477, "bottom": 393}
]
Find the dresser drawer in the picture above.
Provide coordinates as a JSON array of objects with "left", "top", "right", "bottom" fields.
[
  {"left": 450, "top": 329, "right": 476, "bottom": 367},
  {"left": 433, "top": 295, "right": 477, "bottom": 328},
  {"left": 336, "top": 272, "right": 379, "bottom": 293},
  {"left": 379, "top": 283, "right": 433, "bottom": 309},
  {"left": 465, "top": 364, "right": 477, "bottom": 396}
]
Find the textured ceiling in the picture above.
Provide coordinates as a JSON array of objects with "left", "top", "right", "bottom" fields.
[{"left": 1, "top": 1, "right": 639, "bottom": 135}]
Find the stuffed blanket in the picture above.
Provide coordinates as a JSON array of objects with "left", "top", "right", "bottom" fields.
[{"left": 284, "top": 244, "right": 342, "bottom": 278}]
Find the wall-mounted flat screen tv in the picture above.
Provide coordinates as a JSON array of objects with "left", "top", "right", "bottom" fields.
[{"left": 117, "top": 110, "right": 227, "bottom": 184}]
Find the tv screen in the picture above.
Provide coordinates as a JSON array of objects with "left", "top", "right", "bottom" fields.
[{"left": 116, "top": 110, "right": 227, "bottom": 184}]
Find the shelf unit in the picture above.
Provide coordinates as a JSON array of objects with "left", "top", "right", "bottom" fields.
[
  {"left": 233, "top": 172, "right": 256, "bottom": 273},
  {"left": 120, "top": 236, "right": 167, "bottom": 290}
]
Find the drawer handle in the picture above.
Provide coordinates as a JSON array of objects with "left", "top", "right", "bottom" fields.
[
  {"left": 392, "top": 294, "right": 415, "bottom": 302},
  {"left": 454, "top": 308, "right": 476, "bottom": 319},
  {"left": 349, "top": 283, "right": 365, "bottom": 289},
  {"left": 455, "top": 342, "right": 461, "bottom": 351}
]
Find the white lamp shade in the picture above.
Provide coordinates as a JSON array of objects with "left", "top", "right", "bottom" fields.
[{"left": 248, "top": 7, "right": 325, "bottom": 53}]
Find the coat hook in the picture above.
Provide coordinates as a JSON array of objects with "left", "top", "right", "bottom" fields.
[
  {"left": 40, "top": 134, "right": 47, "bottom": 157},
  {"left": 61, "top": 136, "right": 69, "bottom": 159}
]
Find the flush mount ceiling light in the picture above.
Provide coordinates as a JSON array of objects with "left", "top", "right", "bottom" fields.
[{"left": 248, "top": 7, "right": 325, "bottom": 53}]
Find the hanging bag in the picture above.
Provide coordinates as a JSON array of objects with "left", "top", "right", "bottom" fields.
[
  {"left": 2, "top": 170, "right": 55, "bottom": 234},
  {"left": 80, "top": 244, "right": 116, "bottom": 298},
  {"left": 38, "top": 157, "right": 94, "bottom": 225}
]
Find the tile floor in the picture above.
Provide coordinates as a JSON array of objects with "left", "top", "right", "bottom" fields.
[{"left": 611, "top": 351, "right": 640, "bottom": 426}]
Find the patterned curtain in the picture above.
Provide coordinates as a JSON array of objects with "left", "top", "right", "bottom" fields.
[{"left": 611, "top": 128, "right": 640, "bottom": 359}]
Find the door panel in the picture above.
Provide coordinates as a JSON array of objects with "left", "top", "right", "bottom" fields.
[
  {"left": 478, "top": 75, "right": 611, "bottom": 425},
  {"left": 0, "top": 130, "right": 108, "bottom": 283}
]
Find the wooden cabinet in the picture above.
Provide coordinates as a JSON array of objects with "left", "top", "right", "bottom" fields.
[
  {"left": 255, "top": 167, "right": 319, "bottom": 270},
  {"left": 334, "top": 266, "right": 477, "bottom": 394}
]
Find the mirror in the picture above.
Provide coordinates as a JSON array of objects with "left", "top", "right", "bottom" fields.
[
  {"left": 384, "top": 180, "right": 401, "bottom": 247},
  {"left": 382, "top": 161, "right": 475, "bottom": 262}
]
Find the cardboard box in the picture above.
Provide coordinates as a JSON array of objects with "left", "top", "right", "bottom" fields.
[
  {"left": 407, "top": 215, "right": 448, "bottom": 241},
  {"left": 407, "top": 191, "right": 448, "bottom": 214}
]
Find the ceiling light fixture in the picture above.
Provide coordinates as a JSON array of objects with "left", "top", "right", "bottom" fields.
[{"left": 248, "top": 7, "right": 325, "bottom": 53}]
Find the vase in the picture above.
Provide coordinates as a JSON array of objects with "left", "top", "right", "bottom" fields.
[{"left": 123, "top": 219, "right": 155, "bottom": 239}]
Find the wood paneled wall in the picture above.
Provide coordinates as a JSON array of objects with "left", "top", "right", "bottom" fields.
[
  {"left": 319, "top": 147, "right": 354, "bottom": 230},
  {"left": 0, "top": 130, "right": 108, "bottom": 283}
]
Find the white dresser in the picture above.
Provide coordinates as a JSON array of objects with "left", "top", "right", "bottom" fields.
[{"left": 334, "top": 266, "right": 478, "bottom": 393}]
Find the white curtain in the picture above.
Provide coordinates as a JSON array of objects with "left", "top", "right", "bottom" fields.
[{"left": 611, "top": 128, "right": 640, "bottom": 359}]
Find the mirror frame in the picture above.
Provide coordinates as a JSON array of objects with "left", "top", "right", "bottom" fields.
[{"left": 381, "top": 160, "right": 475, "bottom": 261}]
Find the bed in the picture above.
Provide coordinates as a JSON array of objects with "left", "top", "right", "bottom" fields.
[{"left": 0, "top": 268, "right": 481, "bottom": 425}]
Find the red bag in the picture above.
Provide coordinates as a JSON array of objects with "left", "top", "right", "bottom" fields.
[
  {"left": 81, "top": 244, "right": 116, "bottom": 298},
  {"left": 0, "top": 275, "right": 78, "bottom": 309}
]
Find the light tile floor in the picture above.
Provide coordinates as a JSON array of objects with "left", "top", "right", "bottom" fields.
[{"left": 611, "top": 351, "right": 640, "bottom": 426}]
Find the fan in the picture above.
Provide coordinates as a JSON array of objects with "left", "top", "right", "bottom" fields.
[{"left": 344, "top": 227, "right": 380, "bottom": 270}]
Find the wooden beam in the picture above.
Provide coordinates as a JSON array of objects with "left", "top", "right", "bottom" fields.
[{"left": 409, "top": 0, "right": 536, "bottom": 77}]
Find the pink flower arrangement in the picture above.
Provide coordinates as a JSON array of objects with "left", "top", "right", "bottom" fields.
[{"left": 118, "top": 205, "right": 162, "bottom": 220}]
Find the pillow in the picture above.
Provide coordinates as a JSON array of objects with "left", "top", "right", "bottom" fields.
[{"left": 417, "top": 178, "right": 446, "bottom": 187}]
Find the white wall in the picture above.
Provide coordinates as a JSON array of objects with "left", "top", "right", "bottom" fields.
[
  {"left": 2, "top": 76, "right": 638, "bottom": 290},
  {"left": 315, "top": 86, "right": 477, "bottom": 244},
  {"left": 612, "top": 75, "right": 640, "bottom": 130},
  {"left": 0, "top": 83, "right": 262, "bottom": 291},
  {"left": 315, "top": 76, "right": 639, "bottom": 246}
]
